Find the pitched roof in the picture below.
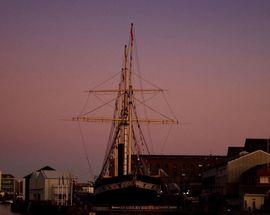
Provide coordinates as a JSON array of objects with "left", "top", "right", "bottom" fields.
[
  {"left": 41, "top": 170, "right": 72, "bottom": 179},
  {"left": 37, "top": 166, "right": 55, "bottom": 171},
  {"left": 229, "top": 150, "right": 270, "bottom": 163},
  {"left": 204, "top": 150, "right": 270, "bottom": 170},
  {"left": 24, "top": 166, "right": 55, "bottom": 178}
]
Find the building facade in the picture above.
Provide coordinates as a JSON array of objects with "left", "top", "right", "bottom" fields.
[
  {"left": 23, "top": 166, "right": 55, "bottom": 201},
  {"left": 240, "top": 164, "right": 270, "bottom": 211},
  {"left": 1, "top": 173, "right": 15, "bottom": 195},
  {"left": 107, "top": 154, "right": 226, "bottom": 196},
  {"left": 203, "top": 150, "right": 270, "bottom": 196},
  {"left": 134, "top": 154, "right": 226, "bottom": 196},
  {"left": 28, "top": 169, "right": 75, "bottom": 205}
]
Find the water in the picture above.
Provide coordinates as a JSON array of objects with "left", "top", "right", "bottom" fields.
[{"left": 0, "top": 204, "right": 18, "bottom": 215}]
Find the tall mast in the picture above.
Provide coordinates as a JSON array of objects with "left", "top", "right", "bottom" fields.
[
  {"left": 68, "top": 23, "right": 178, "bottom": 178},
  {"left": 128, "top": 23, "right": 134, "bottom": 174},
  {"left": 122, "top": 42, "right": 128, "bottom": 175},
  {"left": 122, "top": 23, "right": 134, "bottom": 175},
  {"left": 115, "top": 44, "right": 129, "bottom": 176}
]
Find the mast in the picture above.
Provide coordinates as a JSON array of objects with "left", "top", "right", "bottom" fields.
[
  {"left": 122, "top": 43, "right": 128, "bottom": 176},
  {"left": 128, "top": 23, "right": 134, "bottom": 174},
  {"left": 68, "top": 23, "right": 178, "bottom": 179},
  {"left": 116, "top": 23, "right": 133, "bottom": 176},
  {"left": 122, "top": 23, "right": 134, "bottom": 175}
]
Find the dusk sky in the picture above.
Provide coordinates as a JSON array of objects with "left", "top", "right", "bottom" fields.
[{"left": 1, "top": 0, "right": 270, "bottom": 181}]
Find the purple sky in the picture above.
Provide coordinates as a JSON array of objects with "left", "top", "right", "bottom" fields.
[{"left": 1, "top": 0, "right": 270, "bottom": 181}]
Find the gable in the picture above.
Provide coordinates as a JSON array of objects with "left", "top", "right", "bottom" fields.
[{"left": 227, "top": 150, "right": 270, "bottom": 183}]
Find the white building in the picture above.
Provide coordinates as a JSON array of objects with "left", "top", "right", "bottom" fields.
[
  {"left": 203, "top": 150, "right": 270, "bottom": 211},
  {"left": 203, "top": 150, "right": 270, "bottom": 195},
  {"left": 29, "top": 170, "right": 75, "bottom": 205}
]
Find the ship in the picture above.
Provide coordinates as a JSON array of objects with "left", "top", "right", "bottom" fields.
[{"left": 70, "top": 23, "right": 179, "bottom": 212}]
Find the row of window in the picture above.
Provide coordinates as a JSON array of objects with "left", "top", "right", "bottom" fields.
[{"left": 149, "top": 163, "right": 208, "bottom": 176}]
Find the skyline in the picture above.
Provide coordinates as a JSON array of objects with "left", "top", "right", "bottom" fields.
[{"left": 0, "top": 0, "right": 270, "bottom": 181}]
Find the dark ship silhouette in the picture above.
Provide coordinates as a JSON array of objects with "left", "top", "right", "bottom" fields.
[{"left": 70, "top": 23, "right": 180, "bottom": 213}]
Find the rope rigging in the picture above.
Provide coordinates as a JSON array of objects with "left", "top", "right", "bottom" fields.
[
  {"left": 69, "top": 23, "right": 179, "bottom": 179},
  {"left": 77, "top": 122, "right": 94, "bottom": 179}
]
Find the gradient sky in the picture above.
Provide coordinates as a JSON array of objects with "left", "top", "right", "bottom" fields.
[{"left": 1, "top": 0, "right": 270, "bottom": 181}]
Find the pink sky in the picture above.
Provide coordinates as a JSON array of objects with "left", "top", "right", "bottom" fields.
[{"left": 0, "top": 0, "right": 270, "bottom": 181}]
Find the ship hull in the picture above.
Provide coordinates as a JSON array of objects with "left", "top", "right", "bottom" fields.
[{"left": 94, "top": 174, "right": 162, "bottom": 205}]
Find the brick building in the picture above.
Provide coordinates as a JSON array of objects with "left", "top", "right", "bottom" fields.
[
  {"left": 134, "top": 154, "right": 226, "bottom": 196},
  {"left": 108, "top": 154, "right": 226, "bottom": 196}
]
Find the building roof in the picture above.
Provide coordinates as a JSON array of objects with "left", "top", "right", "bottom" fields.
[
  {"left": 208, "top": 138, "right": 270, "bottom": 169},
  {"left": 41, "top": 170, "right": 72, "bottom": 179},
  {"left": 204, "top": 150, "right": 270, "bottom": 172},
  {"left": 37, "top": 165, "right": 55, "bottom": 171},
  {"left": 227, "top": 146, "right": 244, "bottom": 157},
  {"left": 24, "top": 165, "right": 55, "bottom": 178},
  {"left": 244, "top": 138, "right": 270, "bottom": 153}
]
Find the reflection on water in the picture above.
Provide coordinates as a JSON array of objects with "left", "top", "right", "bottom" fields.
[{"left": 0, "top": 204, "right": 18, "bottom": 215}]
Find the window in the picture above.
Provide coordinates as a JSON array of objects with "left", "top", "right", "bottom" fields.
[{"left": 259, "top": 176, "right": 269, "bottom": 184}]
